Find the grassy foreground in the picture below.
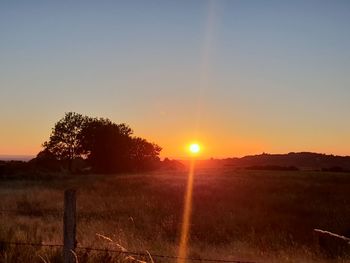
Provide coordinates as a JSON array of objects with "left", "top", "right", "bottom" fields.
[{"left": 1, "top": 168, "right": 350, "bottom": 262}]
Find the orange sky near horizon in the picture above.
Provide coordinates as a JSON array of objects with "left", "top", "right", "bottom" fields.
[
  {"left": 1, "top": 114, "right": 350, "bottom": 160},
  {"left": 1, "top": 1, "right": 350, "bottom": 159}
]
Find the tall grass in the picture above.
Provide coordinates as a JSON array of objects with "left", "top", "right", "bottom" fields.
[{"left": 1, "top": 168, "right": 350, "bottom": 262}]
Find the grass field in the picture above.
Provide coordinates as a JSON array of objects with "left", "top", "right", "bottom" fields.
[{"left": 1, "top": 167, "right": 350, "bottom": 262}]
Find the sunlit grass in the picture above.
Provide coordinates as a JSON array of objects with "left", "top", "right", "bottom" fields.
[{"left": 1, "top": 169, "right": 350, "bottom": 262}]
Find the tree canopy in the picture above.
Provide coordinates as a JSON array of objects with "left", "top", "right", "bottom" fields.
[
  {"left": 42, "top": 112, "right": 162, "bottom": 173},
  {"left": 43, "top": 112, "right": 87, "bottom": 170}
]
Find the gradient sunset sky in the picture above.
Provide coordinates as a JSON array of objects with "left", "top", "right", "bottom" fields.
[{"left": 1, "top": 0, "right": 350, "bottom": 159}]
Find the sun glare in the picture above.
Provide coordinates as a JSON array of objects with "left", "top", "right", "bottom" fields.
[{"left": 189, "top": 143, "right": 200, "bottom": 154}]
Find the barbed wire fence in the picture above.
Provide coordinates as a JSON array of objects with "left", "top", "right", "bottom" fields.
[
  {"left": 0, "top": 241, "right": 258, "bottom": 263},
  {"left": 0, "top": 189, "right": 260, "bottom": 263}
]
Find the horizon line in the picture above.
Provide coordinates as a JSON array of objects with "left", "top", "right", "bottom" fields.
[{"left": 2, "top": 151, "right": 350, "bottom": 162}]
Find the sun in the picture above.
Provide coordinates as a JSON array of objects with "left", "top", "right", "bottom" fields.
[{"left": 189, "top": 143, "right": 201, "bottom": 154}]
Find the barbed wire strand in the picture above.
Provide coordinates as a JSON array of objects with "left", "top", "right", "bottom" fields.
[
  {"left": 0, "top": 209, "right": 25, "bottom": 213},
  {"left": 0, "top": 209, "right": 62, "bottom": 214},
  {"left": 0, "top": 241, "right": 258, "bottom": 263},
  {"left": 0, "top": 241, "right": 62, "bottom": 248}
]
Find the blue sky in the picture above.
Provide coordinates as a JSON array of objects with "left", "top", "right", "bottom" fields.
[{"left": 1, "top": 0, "right": 350, "bottom": 158}]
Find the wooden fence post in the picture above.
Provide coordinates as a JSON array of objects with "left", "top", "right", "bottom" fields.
[{"left": 63, "top": 189, "right": 77, "bottom": 263}]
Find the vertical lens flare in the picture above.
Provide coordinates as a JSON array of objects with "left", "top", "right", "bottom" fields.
[
  {"left": 178, "top": 1, "right": 218, "bottom": 262},
  {"left": 177, "top": 159, "right": 196, "bottom": 263}
]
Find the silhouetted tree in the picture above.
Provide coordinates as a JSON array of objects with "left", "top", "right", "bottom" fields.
[
  {"left": 43, "top": 112, "right": 88, "bottom": 171},
  {"left": 43, "top": 112, "right": 162, "bottom": 173},
  {"left": 131, "top": 137, "right": 162, "bottom": 171},
  {"left": 80, "top": 118, "right": 134, "bottom": 173},
  {"left": 30, "top": 149, "right": 61, "bottom": 171}
]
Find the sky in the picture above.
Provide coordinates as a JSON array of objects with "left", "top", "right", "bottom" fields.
[{"left": 1, "top": 0, "right": 350, "bottom": 159}]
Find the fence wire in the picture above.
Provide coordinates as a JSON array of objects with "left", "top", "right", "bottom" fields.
[
  {"left": 0, "top": 241, "right": 258, "bottom": 263},
  {"left": 0, "top": 201, "right": 259, "bottom": 263},
  {"left": 0, "top": 209, "right": 63, "bottom": 218}
]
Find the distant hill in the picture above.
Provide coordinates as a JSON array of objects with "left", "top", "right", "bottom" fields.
[{"left": 223, "top": 152, "right": 350, "bottom": 171}]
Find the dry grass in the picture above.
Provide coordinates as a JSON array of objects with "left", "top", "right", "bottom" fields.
[{"left": 1, "top": 168, "right": 350, "bottom": 262}]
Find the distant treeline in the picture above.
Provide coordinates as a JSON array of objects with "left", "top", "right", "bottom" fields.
[{"left": 0, "top": 158, "right": 185, "bottom": 180}]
